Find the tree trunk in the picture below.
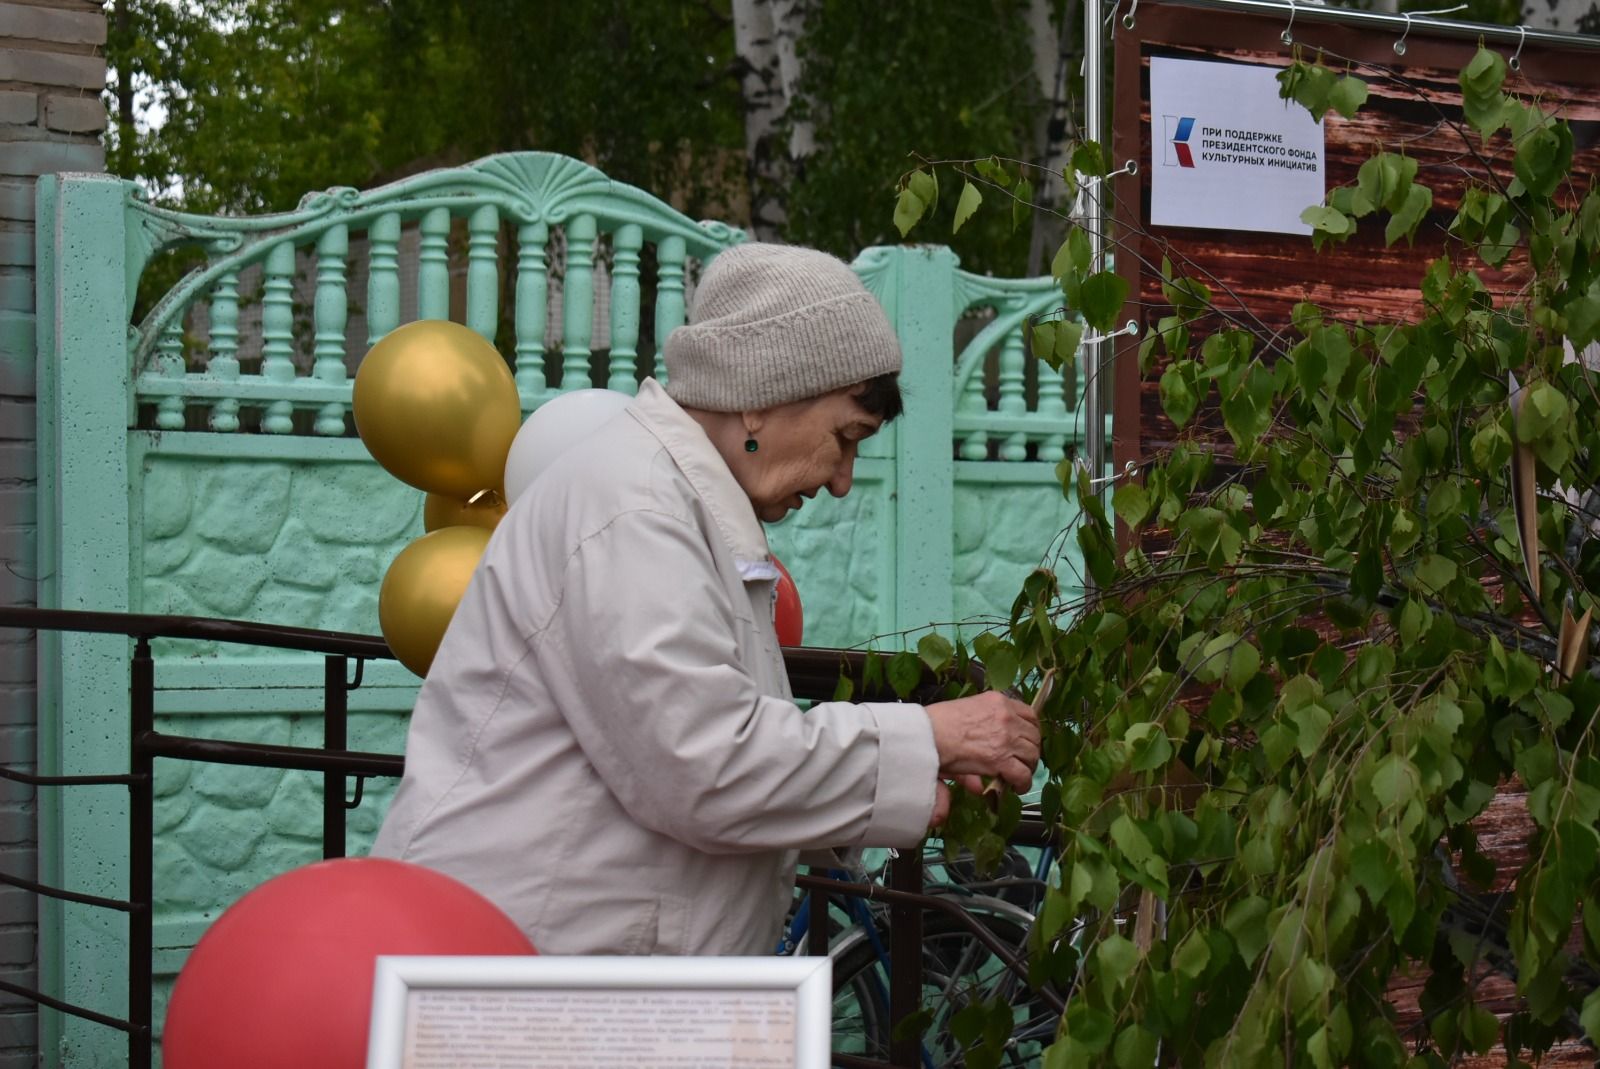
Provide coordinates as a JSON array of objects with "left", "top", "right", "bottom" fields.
[
  {"left": 732, "top": 0, "right": 812, "bottom": 241},
  {"left": 1026, "top": 0, "right": 1075, "bottom": 277}
]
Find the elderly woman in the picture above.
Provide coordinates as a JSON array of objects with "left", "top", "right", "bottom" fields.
[{"left": 371, "top": 243, "right": 1040, "bottom": 955}]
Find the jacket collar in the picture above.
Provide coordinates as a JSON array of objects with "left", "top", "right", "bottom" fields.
[{"left": 629, "top": 379, "right": 771, "bottom": 564}]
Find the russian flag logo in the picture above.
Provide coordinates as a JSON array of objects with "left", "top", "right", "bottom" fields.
[{"left": 1165, "top": 115, "right": 1196, "bottom": 168}]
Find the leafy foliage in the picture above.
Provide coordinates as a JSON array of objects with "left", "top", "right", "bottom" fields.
[
  {"left": 106, "top": 0, "right": 1049, "bottom": 276},
  {"left": 904, "top": 46, "right": 1600, "bottom": 1066}
]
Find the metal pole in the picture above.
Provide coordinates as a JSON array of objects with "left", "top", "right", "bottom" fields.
[
  {"left": 1083, "top": 0, "right": 1108, "bottom": 486},
  {"left": 323, "top": 656, "right": 348, "bottom": 859},
  {"left": 127, "top": 638, "right": 154, "bottom": 1069},
  {"left": 887, "top": 850, "right": 923, "bottom": 1068}
]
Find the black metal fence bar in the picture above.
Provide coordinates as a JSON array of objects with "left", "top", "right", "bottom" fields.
[
  {"left": 129, "top": 637, "right": 155, "bottom": 1069},
  {"left": 0, "top": 768, "right": 137, "bottom": 787},
  {"left": 0, "top": 869, "right": 130, "bottom": 912},
  {"left": 137, "top": 733, "right": 404, "bottom": 777},
  {"left": 0, "top": 976, "right": 132, "bottom": 1034},
  {"left": 324, "top": 655, "right": 349, "bottom": 860}
]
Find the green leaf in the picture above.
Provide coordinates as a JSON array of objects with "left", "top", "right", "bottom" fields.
[
  {"left": 1114, "top": 482, "right": 1151, "bottom": 529},
  {"left": 1013, "top": 178, "right": 1034, "bottom": 232},
  {"left": 1071, "top": 140, "right": 1108, "bottom": 178},
  {"left": 1328, "top": 74, "right": 1368, "bottom": 118},
  {"left": 1125, "top": 721, "right": 1173, "bottom": 772},
  {"left": 831, "top": 672, "right": 854, "bottom": 702},
  {"left": 1582, "top": 983, "right": 1600, "bottom": 1045},
  {"left": 1302, "top": 205, "right": 1356, "bottom": 245},
  {"left": 1173, "top": 929, "right": 1212, "bottom": 979},
  {"left": 1048, "top": 319, "right": 1084, "bottom": 375},
  {"left": 1159, "top": 363, "right": 1199, "bottom": 426},
  {"left": 1290, "top": 700, "right": 1332, "bottom": 757},
  {"left": 917, "top": 633, "right": 954, "bottom": 673},
  {"left": 1370, "top": 753, "right": 1420, "bottom": 811},
  {"left": 1096, "top": 933, "right": 1139, "bottom": 986},
  {"left": 1350, "top": 837, "right": 1397, "bottom": 904},
  {"left": 893, "top": 187, "right": 926, "bottom": 238},
  {"left": 1113, "top": 1024, "right": 1158, "bottom": 1069},
  {"left": 1078, "top": 271, "right": 1129, "bottom": 332},
  {"left": 886, "top": 650, "right": 922, "bottom": 699},
  {"left": 1385, "top": 182, "right": 1433, "bottom": 247},
  {"left": 908, "top": 168, "right": 937, "bottom": 207},
  {"left": 1226, "top": 640, "right": 1261, "bottom": 690},
  {"left": 952, "top": 180, "right": 982, "bottom": 235},
  {"left": 1414, "top": 553, "right": 1457, "bottom": 593},
  {"left": 1513, "top": 123, "right": 1572, "bottom": 199},
  {"left": 1224, "top": 896, "right": 1270, "bottom": 966}
]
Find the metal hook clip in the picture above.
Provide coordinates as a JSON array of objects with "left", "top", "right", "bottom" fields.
[
  {"left": 1396, "top": 4, "right": 1469, "bottom": 54},
  {"left": 1082, "top": 319, "right": 1140, "bottom": 348},
  {"left": 1281, "top": 0, "right": 1297, "bottom": 45},
  {"left": 1122, "top": 0, "right": 1138, "bottom": 30},
  {"left": 1509, "top": 24, "right": 1527, "bottom": 71}
]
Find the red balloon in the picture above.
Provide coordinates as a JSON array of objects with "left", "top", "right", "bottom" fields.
[
  {"left": 773, "top": 554, "right": 804, "bottom": 647},
  {"left": 163, "top": 858, "right": 534, "bottom": 1069}
]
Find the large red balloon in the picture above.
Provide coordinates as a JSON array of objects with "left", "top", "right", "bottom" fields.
[
  {"left": 773, "top": 554, "right": 804, "bottom": 647},
  {"left": 163, "top": 858, "right": 534, "bottom": 1069}
]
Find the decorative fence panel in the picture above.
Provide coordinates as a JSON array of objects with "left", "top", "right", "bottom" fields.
[{"left": 33, "top": 152, "right": 1100, "bottom": 1066}]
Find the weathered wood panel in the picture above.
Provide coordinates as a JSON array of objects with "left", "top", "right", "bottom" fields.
[{"left": 1110, "top": 5, "right": 1599, "bottom": 1061}]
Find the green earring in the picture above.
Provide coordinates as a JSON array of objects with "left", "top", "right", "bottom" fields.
[{"left": 744, "top": 437, "right": 759, "bottom": 453}]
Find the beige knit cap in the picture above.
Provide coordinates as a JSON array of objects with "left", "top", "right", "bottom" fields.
[{"left": 662, "top": 243, "right": 903, "bottom": 412}]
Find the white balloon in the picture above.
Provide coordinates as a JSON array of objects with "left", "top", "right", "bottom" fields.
[{"left": 503, "top": 389, "right": 634, "bottom": 504}]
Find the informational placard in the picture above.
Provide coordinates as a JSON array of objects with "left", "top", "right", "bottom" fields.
[
  {"left": 365, "top": 956, "right": 832, "bottom": 1069},
  {"left": 1149, "top": 56, "right": 1326, "bottom": 235}
]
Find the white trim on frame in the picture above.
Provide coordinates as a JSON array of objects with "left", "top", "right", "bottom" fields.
[{"left": 365, "top": 955, "right": 833, "bottom": 1069}]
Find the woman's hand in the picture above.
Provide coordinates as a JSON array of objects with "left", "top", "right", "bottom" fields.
[{"left": 925, "top": 692, "right": 1041, "bottom": 793}]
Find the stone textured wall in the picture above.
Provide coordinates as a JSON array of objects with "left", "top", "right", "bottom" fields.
[
  {"left": 1, "top": 2, "right": 105, "bottom": 1065},
  {"left": 953, "top": 475, "right": 1088, "bottom": 627},
  {"left": 139, "top": 455, "right": 421, "bottom": 647}
]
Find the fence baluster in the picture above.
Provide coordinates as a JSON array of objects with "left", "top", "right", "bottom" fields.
[
  {"left": 1037, "top": 326, "right": 1070, "bottom": 463},
  {"left": 958, "top": 341, "right": 989, "bottom": 461},
  {"left": 608, "top": 224, "right": 643, "bottom": 395},
  {"left": 313, "top": 225, "right": 349, "bottom": 436},
  {"left": 561, "top": 214, "right": 597, "bottom": 390},
  {"left": 206, "top": 270, "right": 241, "bottom": 433},
  {"left": 515, "top": 221, "right": 550, "bottom": 406},
  {"left": 261, "top": 241, "right": 296, "bottom": 434},
  {"left": 654, "top": 235, "right": 687, "bottom": 384},
  {"left": 998, "top": 324, "right": 1027, "bottom": 461},
  {"left": 419, "top": 207, "right": 451, "bottom": 322},
  {"left": 467, "top": 204, "right": 499, "bottom": 343},
  {"left": 367, "top": 211, "right": 402, "bottom": 346},
  {"left": 154, "top": 320, "right": 185, "bottom": 432}
]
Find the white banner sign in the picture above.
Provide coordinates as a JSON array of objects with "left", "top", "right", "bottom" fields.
[{"left": 1150, "top": 56, "right": 1326, "bottom": 235}]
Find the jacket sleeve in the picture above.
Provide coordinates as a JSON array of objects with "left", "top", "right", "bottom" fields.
[{"left": 528, "top": 505, "right": 939, "bottom": 855}]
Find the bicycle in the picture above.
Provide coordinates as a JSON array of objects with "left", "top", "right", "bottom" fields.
[{"left": 780, "top": 838, "right": 1066, "bottom": 1068}]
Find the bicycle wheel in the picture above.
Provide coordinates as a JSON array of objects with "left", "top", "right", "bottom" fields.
[{"left": 829, "top": 907, "right": 1057, "bottom": 1068}]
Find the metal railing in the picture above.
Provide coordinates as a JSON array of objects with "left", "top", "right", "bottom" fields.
[{"left": 0, "top": 605, "right": 1052, "bottom": 1069}]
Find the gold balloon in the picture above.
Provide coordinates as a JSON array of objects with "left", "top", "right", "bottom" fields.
[
  {"left": 353, "top": 320, "right": 522, "bottom": 499},
  {"left": 423, "top": 490, "right": 507, "bottom": 533},
  {"left": 378, "top": 525, "right": 492, "bottom": 678}
]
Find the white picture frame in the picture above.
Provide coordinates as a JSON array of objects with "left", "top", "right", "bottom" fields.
[{"left": 365, "top": 955, "right": 833, "bottom": 1069}]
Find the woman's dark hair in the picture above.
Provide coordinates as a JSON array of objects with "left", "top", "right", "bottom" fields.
[{"left": 854, "top": 373, "right": 904, "bottom": 423}]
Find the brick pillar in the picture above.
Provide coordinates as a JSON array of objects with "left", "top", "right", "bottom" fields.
[{"left": 0, "top": 2, "right": 106, "bottom": 1067}]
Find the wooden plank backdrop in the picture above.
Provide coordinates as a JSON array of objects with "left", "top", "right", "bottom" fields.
[{"left": 1108, "top": 5, "right": 1599, "bottom": 1064}]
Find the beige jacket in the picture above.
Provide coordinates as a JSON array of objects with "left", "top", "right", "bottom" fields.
[{"left": 370, "top": 379, "right": 939, "bottom": 955}]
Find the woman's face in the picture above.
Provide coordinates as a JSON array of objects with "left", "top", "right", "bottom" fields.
[{"left": 740, "top": 386, "right": 884, "bottom": 523}]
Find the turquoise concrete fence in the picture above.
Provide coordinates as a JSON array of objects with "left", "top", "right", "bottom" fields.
[{"left": 32, "top": 152, "right": 1101, "bottom": 1066}]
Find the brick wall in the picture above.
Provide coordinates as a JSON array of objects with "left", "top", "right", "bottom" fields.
[{"left": 0, "top": 1, "right": 106, "bottom": 1065}]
